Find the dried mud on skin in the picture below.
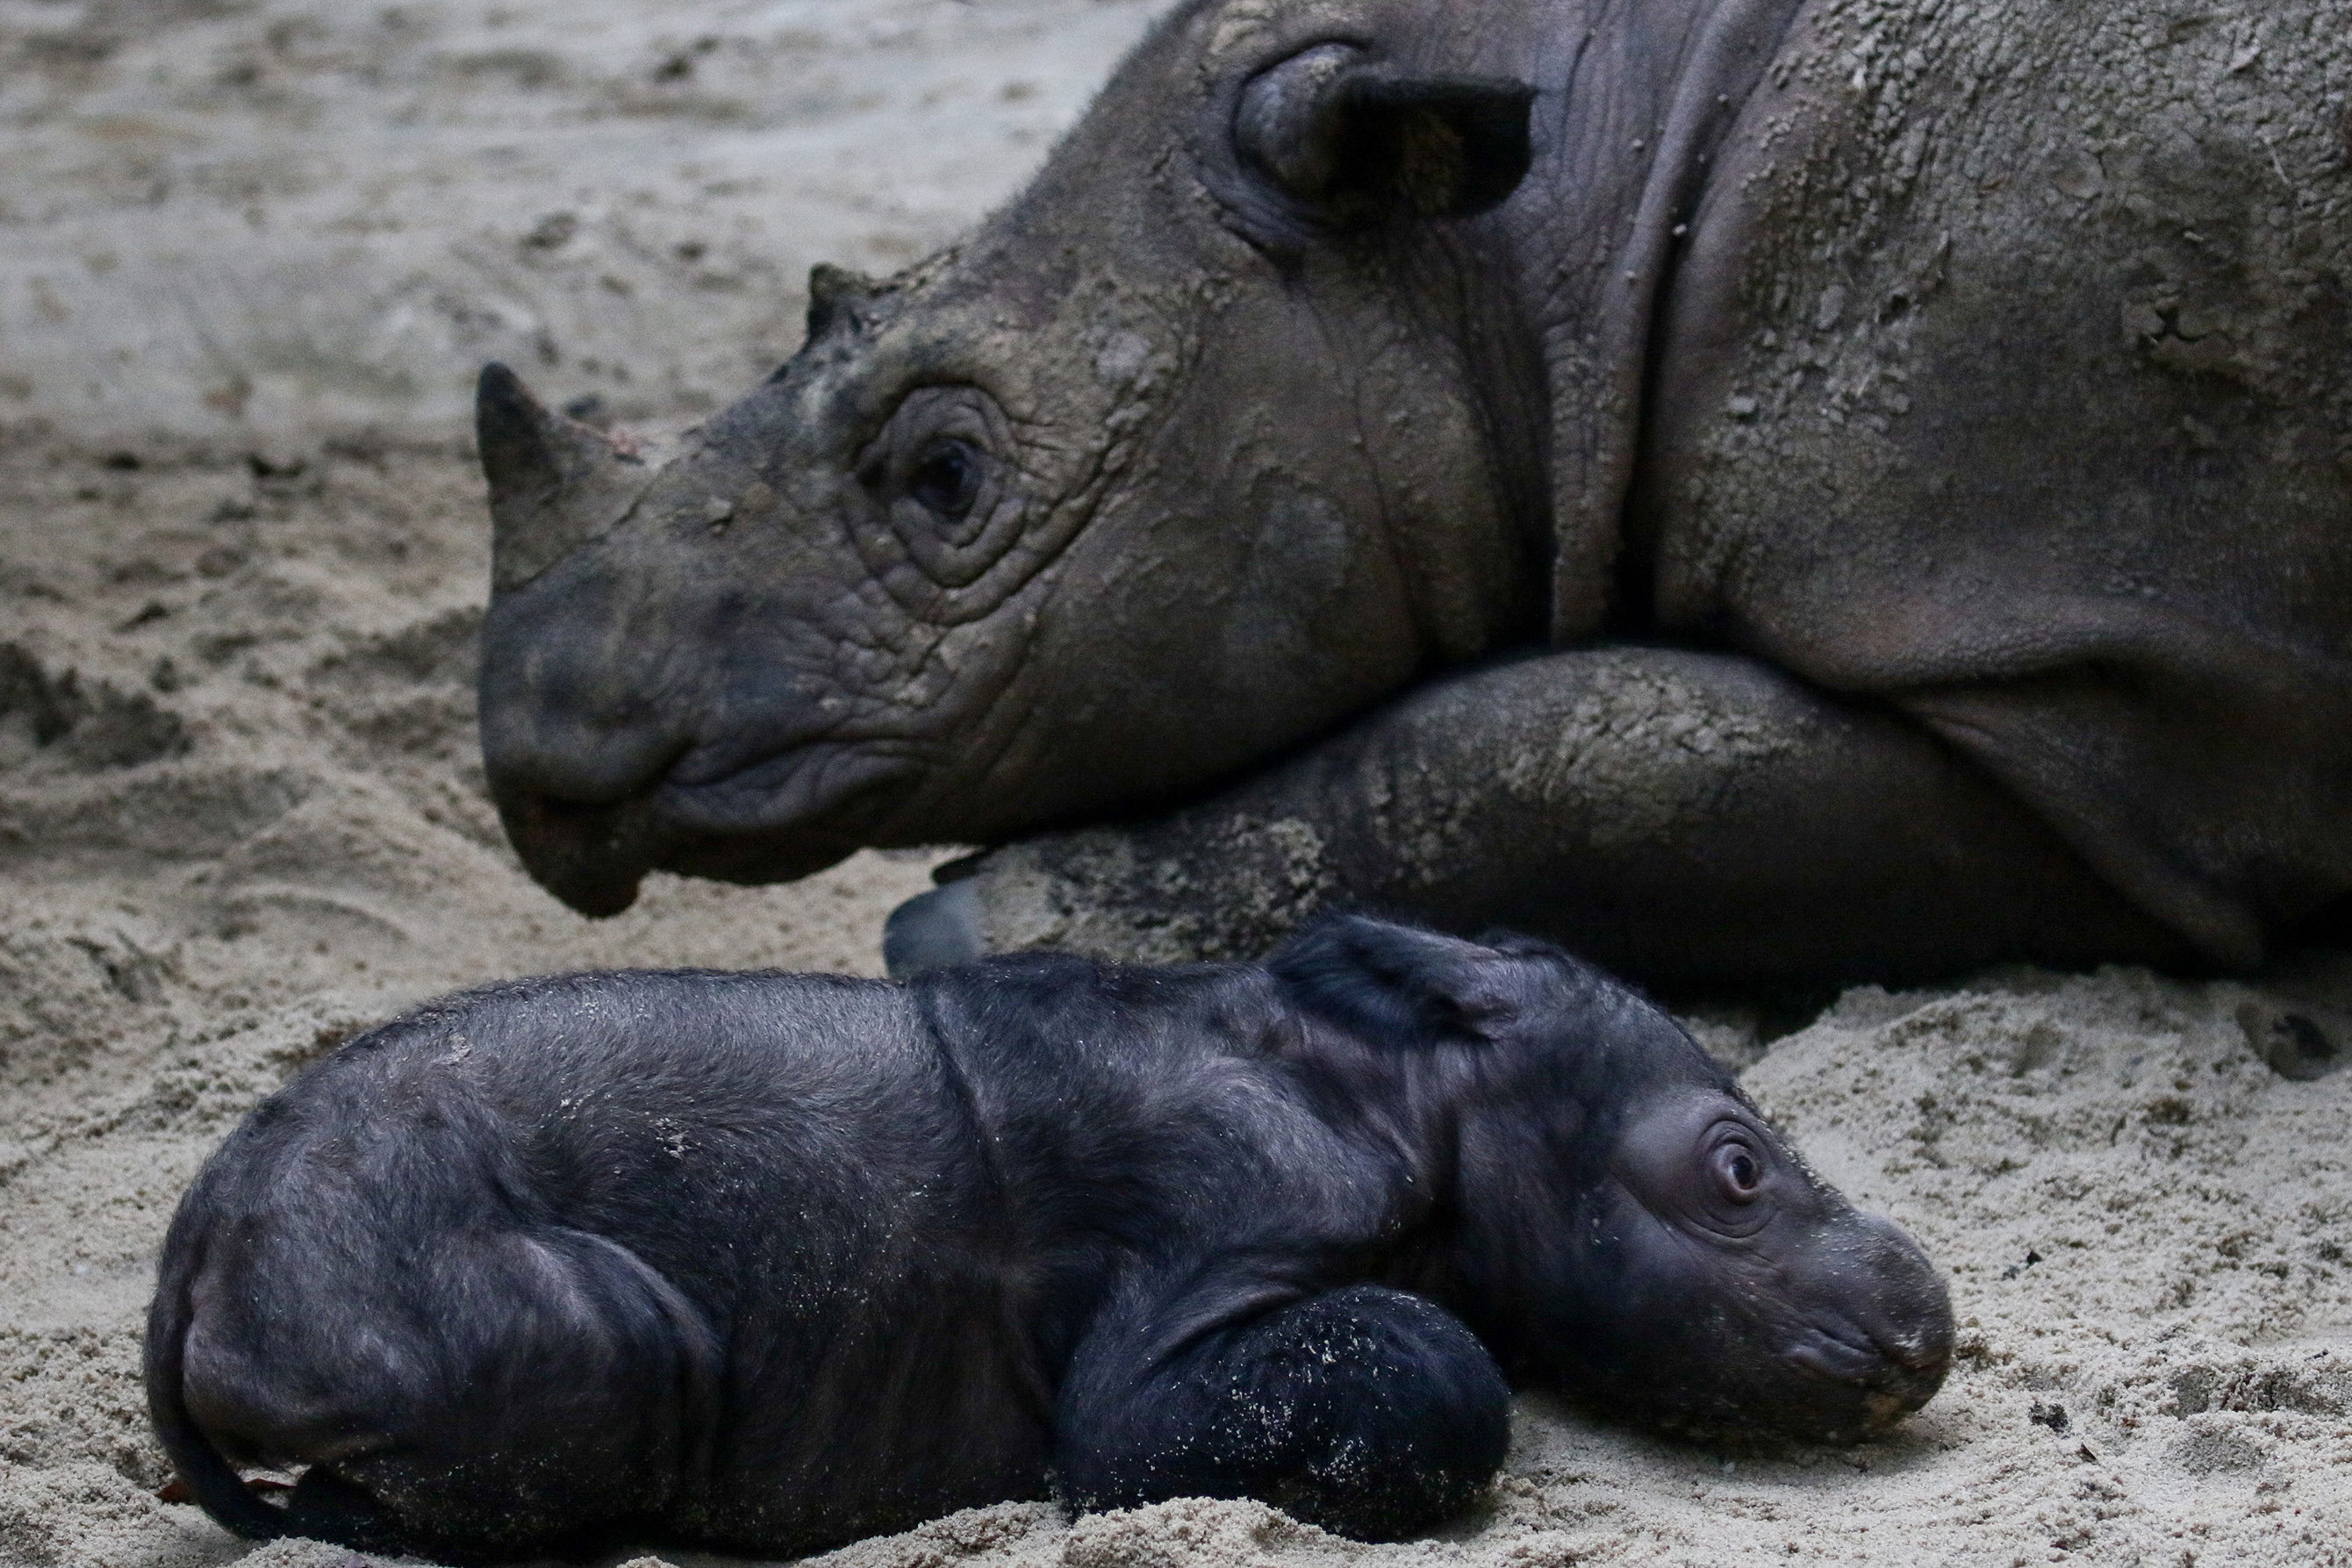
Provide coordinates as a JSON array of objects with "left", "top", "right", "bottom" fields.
[{"left": 2, "top": 4, "right": 2349, "bottom": 1568}]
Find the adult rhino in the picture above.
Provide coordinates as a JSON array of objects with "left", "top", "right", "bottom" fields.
[{"left": 477, "top": 0, "right": 2352, "bottom": 990}]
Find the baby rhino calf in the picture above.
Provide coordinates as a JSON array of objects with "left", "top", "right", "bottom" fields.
[{"left": 148, "top": 918, "right": 1951, "bottom": 1562}]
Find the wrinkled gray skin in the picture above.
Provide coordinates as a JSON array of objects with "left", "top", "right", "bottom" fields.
[{"left": 477, "top": 0, "right": 2352, "bottom": 989}]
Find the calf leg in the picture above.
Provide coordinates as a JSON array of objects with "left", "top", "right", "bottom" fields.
[
  {"left": 1055, "top": 1284, "right": 1509, "bottom": 1541},
  {"left": 890, "top": 647, "right": 2194, "bottom": 989},
  {"left": 161, "top": 1222, "right": 718, "bottom": 1561}
]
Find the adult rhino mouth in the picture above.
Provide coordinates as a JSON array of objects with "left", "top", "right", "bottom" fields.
[
  {"left": 495, "top": 745, "right": 922, "bottom": 917},
  {"left": 497, "top": 790, "right": 664, "bottom": 918}
]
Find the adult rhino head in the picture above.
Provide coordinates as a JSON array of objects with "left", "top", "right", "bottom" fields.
[{"left": 478, "top": 0, "right": 1584, "bottom": 916}]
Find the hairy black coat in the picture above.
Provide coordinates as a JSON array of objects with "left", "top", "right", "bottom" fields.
[{"left": 148, "top": 920, "right": 1947, "bottom": 1562}]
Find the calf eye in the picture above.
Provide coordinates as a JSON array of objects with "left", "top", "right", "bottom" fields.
[
  {"left": 1711, "top": 1142, "right": 1764, "bottom": 1202},
  {"left": 909, "top": 438, "right": 983, "bottom": 521}
]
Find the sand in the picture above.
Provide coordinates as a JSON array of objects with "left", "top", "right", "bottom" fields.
[{"left": 2, "top": 3, "right": 2347, "bottom": 1565}]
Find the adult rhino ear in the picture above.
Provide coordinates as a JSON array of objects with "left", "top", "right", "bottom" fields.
[
  {"left": 1234, "top": 44, "right": 1535, "bottom": 232},
  {"left": 1270, "top": 915, "right": 1557, "bottom": 1046}
]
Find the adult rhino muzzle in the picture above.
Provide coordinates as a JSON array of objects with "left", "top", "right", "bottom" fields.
[
  {"left": 477, "top": 361, "right": 931, "bottom": 914},
  {"left": 476, "top": 364, "right": 670, "bottom": 914}
]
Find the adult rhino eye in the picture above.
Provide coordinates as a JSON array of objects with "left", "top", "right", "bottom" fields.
[{"left": 908, "top": 438, "right": 983, "bottom": 521}]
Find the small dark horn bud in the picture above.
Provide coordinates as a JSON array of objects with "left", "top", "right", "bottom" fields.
[
  {"left": 477, "top": 362, "right": 657, "bottom": 594},
  {"left": 805, "top": 262, "right": 881, "bottom": 341}
]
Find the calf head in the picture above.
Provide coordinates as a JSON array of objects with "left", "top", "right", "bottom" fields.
[
  {"left": 1273, "top": 918, "right": 1954, "bottom": 1444},
  {"left": 476, "top": 0, "right": 1549, "bottom": 915}
]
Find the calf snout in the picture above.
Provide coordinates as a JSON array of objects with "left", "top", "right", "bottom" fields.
[{"left": 1784, "top": 1212, "right": 1954, "bottom": 1435}]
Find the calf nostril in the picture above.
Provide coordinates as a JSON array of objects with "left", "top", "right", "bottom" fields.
[{"left": 1860, "top": 1312, "right": 1953, "bottom": 1376}]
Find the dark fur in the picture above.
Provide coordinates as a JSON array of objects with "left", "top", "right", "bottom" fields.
[{"left": 148, "top": 919, "right": 1949, "bottom": 1561}]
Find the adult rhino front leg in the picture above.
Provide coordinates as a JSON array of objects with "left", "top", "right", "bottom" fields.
[{"left": 888, "top": 647, "right": 2194, "bottom": 991}]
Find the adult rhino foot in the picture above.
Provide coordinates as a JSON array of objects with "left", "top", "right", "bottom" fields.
[{"left": 880, "top": 818, "right": 1340, "bottom": 977}]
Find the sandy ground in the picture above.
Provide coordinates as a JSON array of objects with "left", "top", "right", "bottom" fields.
[{"left": 2, "top": 3, "right": 2348, "bottom": 1566}]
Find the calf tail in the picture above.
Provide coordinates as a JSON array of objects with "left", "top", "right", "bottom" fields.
[
  {"left": 146, "top": 1230, "right": 412, "bottom": 1555},
  {"left": 147, "top": 1199, "right": 723, "bottom": 1559},
  {"left": 144, "top": 1253, "right": 287, "bottom": 1543}
]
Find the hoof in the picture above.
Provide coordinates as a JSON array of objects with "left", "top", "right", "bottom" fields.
[{"left": 884, "top": 880, "right": 987, "bottom": 978}]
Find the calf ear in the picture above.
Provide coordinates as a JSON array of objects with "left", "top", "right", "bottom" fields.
[
  {"left": 1270, "top": 916, "right": 1552, "bottom": 1046},
  {"left": 1235, "top": 45, "right": 1535, "bottom": 232}
]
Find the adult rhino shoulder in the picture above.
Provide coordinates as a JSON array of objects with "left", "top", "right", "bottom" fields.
[{"left": 475, "top": 0, "right": 2352, "bottom": 986}]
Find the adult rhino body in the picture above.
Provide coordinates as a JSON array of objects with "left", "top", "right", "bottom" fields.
[{"left": 477, "top": 0, "right": 2352, "bottom": 987}]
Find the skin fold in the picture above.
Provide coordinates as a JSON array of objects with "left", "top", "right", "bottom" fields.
[
  {"left": 147, "top": 919, "right": 1950, "bottom": 1562},
  {"left": 473, "top": 0, "right": 2352, "bottom": 985}
]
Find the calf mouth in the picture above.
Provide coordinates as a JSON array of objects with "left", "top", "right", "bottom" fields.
[{"left": 1779, "top": 1314, "right": 1954, "bottom": 1438}]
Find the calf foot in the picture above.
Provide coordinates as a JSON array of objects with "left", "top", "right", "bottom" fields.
[{"left": 1058, "top": 1285, "right": 1510, "bottom": 1542}]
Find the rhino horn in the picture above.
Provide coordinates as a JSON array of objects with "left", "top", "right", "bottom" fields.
[
  {"left": 804, "top": 261, "right": 881, "bottom": 341},
  {"left": 477, "top": 362, "right": 656, "bottom": 594}
]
